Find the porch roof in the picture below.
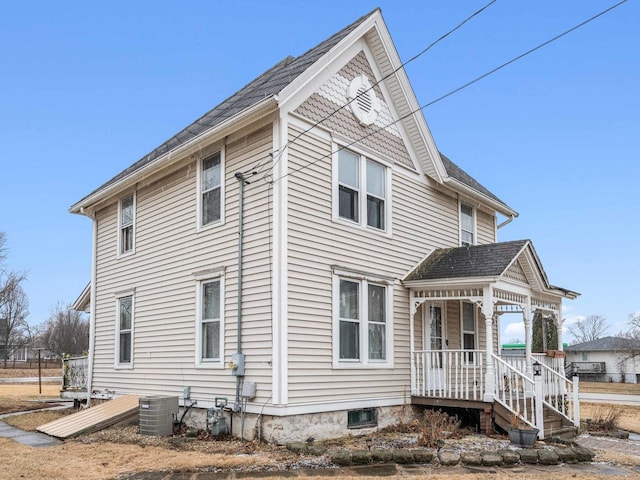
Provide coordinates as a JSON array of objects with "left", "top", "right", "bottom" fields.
[{"left": 403, "top": 240, "right": 579, "bottom": 300}]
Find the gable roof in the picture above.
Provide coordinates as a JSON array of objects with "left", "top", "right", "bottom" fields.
[
  {"left": 565, "top": 336, "right": 640, "bottom": 352},
  {"left": 440, "top": 153, "right": 510, "bottom": 210},
  {"left": 403, "top": 239, "right": 579, "bottom": 299},
  {"left": 404, "top": 240, "right": 529, "bottom": 282},
  {"left": 70, "top": 9, "right": 514, "bottom": 218}
]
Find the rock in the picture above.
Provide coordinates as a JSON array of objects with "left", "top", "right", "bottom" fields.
[
  {"left": 351, "top": 450, "right": 372, "bottom": 465},
  {"left": 370, "top": 449, "right": 393, "bottom": 463},
  {"left": 498, "top": 450, "right": 520, "bottom": 465},
  {"left": 481, "top": 451, "right": 503, "bottom": 466},
  {"left": 392, "top": 449, "right": 415, "bottom": 464},
  {"left": 331, "top": 451, "right": 352, "bottom": 466},
  {"left": 538, "top": 450, "right": 560, "bottom": 465},
  {"left": 517, "top": 449, "right": 539, "bottom": 464},
  {"left": 460, "top": 452, "right": 482, "bottom": 466},
  {"left": 412, "top": 449, "right": 434, "bottom": 463},
  {"left": 306, "top": 444, "right": 327, "bottom": 456},
  {"left": 572, "top": 446, "right": 596, "bottom": 462},
  {"left": 286, "top": 441, "right": 308, "bottom": 454},
  {"left": 438, "top": 451, "right": 460, "bottom": 466},
  {"left": 554, "top": 447, "right": 578, "bottom": 464}
]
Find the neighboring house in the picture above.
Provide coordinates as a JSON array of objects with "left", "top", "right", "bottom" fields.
[
  {"left": 565, "top": 336, "right": 640, "bottom": 383},
  {"left": 69, "top": 9, "right": 580, "bottom": 442}
]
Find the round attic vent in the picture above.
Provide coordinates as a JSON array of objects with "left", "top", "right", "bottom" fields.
[{"left": 347, "top": 74, "right": 380, "bottom": 126}]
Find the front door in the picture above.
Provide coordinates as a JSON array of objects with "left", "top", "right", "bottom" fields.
[{"left": 423, "top": 303, "right": 446, "bottom": 394}]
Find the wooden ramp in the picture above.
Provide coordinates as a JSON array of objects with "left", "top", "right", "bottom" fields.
[{"left": 37, "top": 395, "right": 139, "bottom": 439}]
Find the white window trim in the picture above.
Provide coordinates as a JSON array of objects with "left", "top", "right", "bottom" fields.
[
  {"left": 114, "top": 291, "right": 135, "bottom": 369},
  {"left": 332, "top": 270, "right": 394, "bottom": 369},
  {"left": 195, "top": 271, "right": 225, "bottom": 368},
  {"left": 460, "top": 301, "right": 478, "bottom": 364},
  {"left": 332, "top": 143, "right": 392, "bottom": 237},
  {"left": 196, "top": 147, "right": 226, "bottom": 231},
  {"left": 117, "top": 192, "right": 136, "bottom": 257},
  {"left": 459, "top": 200, "right": 476, "bottom": 247}
]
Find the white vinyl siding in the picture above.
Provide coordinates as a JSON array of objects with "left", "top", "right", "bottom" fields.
[
  {"left": 287, "top": 122, "right": 459, "bottom": 405},
  {"left": 92, "top": 124, "right": 273, "bottom": 406},
  {"left": 118, "top": 194, "right": 135, "bottom": 255}
]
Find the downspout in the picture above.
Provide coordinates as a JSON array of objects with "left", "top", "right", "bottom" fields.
[
  {"left": 81, "top": 206, "right": 97, "bottom": 407},
  {"left": 497, "top": 215, "right": 515, "bottom": 229},
  {"left": 234, "top": 172, "right": 246, "bottom": 412},
  {"left": 234, "top": 170, "right": 256, "bottom": 431}
]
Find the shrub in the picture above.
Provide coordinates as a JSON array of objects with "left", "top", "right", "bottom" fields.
[{"left": 417, "top": 409, "right": 461, "bottom": 447}]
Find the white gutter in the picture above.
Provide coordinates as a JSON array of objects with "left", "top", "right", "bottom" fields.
[
  {"left": 70, "top": 95, "right": 279, "bottom": 214},
  {"left": 497, "top": 215, "right": 515, "bottom": 229}
]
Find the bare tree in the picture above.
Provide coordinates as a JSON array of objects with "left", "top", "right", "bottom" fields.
[
  {"left": 0, "top": 283, "right": 29, "bottom": 367},
  {"left": 40, "top": 302, "right": 89, "bottom": 357},
  {"left": 567, "top": 314, "right": 609, "bottom": 344}
]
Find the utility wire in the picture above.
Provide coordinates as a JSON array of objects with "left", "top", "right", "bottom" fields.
[
  {"left": 266, "top": 0, "right": 627, "bottom": 185},
  {"left": 254, "top": 0, "right": 498, "bottom": 175}
]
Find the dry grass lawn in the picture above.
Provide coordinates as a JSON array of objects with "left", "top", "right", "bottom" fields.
[
  {"left": 579, "top": 381, "right": 640, "bottom": 395},
  {"left": 0, "top": 382, "right": 62, "bottom": 415},
  {"left": 0, "top": 367, "right": 60, "bottom": 378},
  {"left": 2, "top": 382, "right": 640, "bottom": 479},
  {"left": 580, "top": 402, "right": 640, "bottom": 433}
]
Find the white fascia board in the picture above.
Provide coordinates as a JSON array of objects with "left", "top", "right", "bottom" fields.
[
  {"left": 403, "top": 276, "right": 498, "bottom": 289},
  {"left": 373, "top": 14, "right": 446, "bottom": 183},
  {"left": 443, "top": 177, "right": 518, "bottom": 218},
  {"left": 72, "top": 282, "right": 91, "bottom": 313},
  {"left": 277, "top": 11, "right": 381, "bottom": 109},
  {"left": 69, "top": 96, "right": 279, "bottom": 215}
]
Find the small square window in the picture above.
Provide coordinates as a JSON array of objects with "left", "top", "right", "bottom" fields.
[{"left": 347, "top": 408, "right": 377, "bottom": 429}]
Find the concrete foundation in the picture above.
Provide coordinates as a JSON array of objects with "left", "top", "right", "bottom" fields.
[{"left": 178, "top": 404, "right": 417, "bottom": 444}]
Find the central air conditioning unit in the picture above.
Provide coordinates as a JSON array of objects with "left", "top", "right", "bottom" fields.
[{"left": 139, "top": 396, "right": 179, "bottom": 436}]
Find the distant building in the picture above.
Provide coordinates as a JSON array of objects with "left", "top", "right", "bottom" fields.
[{"left": 565, "top": 336, "right": 640, "bottom": 383}]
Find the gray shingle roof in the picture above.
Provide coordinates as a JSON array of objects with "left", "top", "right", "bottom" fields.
[
  {"left": 404, "top": 240, "right": 529, "bottom": 282},
  {"left": 75, "top": 9, "right": 378, "bottom": 206},
  {"left": 565, "top": 336, "right": 640, "bottom": 352},
  {"left": 73, "top": 8, "right": 510, "bottom": 214},
  {"left": 440, "top": 153, "right": 510, "bottom": 210}
]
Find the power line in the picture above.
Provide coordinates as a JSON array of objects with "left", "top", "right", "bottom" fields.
[
  {"left": 266, "top": 0, "right": 627, "bottom": 185},
  {"left": 254, "top": 0, "right": 498, "bottom": 175}
]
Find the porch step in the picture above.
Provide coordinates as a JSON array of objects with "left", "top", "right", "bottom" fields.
[{"left": 493, "top": 402, "right": 577, "bottom": 439}]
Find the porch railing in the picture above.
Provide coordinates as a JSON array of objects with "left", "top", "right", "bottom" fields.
[
  {"left": 538, "top": 360, "right": 580, "bottom": 428},
  {"left": 492, "top": 354, "right": 537, "bottom": 429},
  {"left": 412, "top": 350, "right": 484, "bottom": 401},
  {"left": 504, "top": 353, "right": 564, "bottom": 375},
  {"left": 62, "top": 355, "right": 89, "bottom": 391}
]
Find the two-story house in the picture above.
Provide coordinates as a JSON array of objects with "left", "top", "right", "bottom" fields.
[{"left": 69, "top": 9, "right": 580, "bottom": 442}]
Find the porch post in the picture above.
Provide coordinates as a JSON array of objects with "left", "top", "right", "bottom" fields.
[
  {"left": 555, "top": 303, "right": 564, "bottom": 353},
  {"left": 523, "top": 300, "right": 533, "bottom": 378},
  {"left": 409, "top": 296, "right": 416, "bottom": 395},
  {"left": 482, "top": 287, "right": 495, "bottom": 402}
]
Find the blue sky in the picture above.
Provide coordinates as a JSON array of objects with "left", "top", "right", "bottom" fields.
[{"left": 1, "top": 1, "right": 638, "bottom": 343}]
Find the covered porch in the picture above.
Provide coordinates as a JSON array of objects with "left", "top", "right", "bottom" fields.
[{"left": 403, "top": 240, "right": 580, "bottom": 439}]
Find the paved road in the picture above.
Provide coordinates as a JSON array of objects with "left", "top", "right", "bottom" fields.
[{"left": 580, "top": 392, "right": 640, "bottom": 405}]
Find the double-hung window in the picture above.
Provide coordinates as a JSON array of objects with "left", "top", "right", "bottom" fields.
[
  {"left": 200, "top": 151, "right": 223, "bottom": 227},
  {"left": 335, "top": 274, "right": 391, "bottom": 366},
  {"left": 461, "top": 302, "right": 476, "bottom": 363},
  {"left": 116, "top": 295, "right": 133, "bottom": 367},
  {"left": 337, "top": 148, "right": 389, "bottom": 232},
  {"left": 196, "top": 274, "right": 224, "bottom": 366},
  {"left": 119, "top": 194, "right": 135, "bottom": 254},
  {"left": 460, "top": 203, "right": 475, "bottom": 246}
]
